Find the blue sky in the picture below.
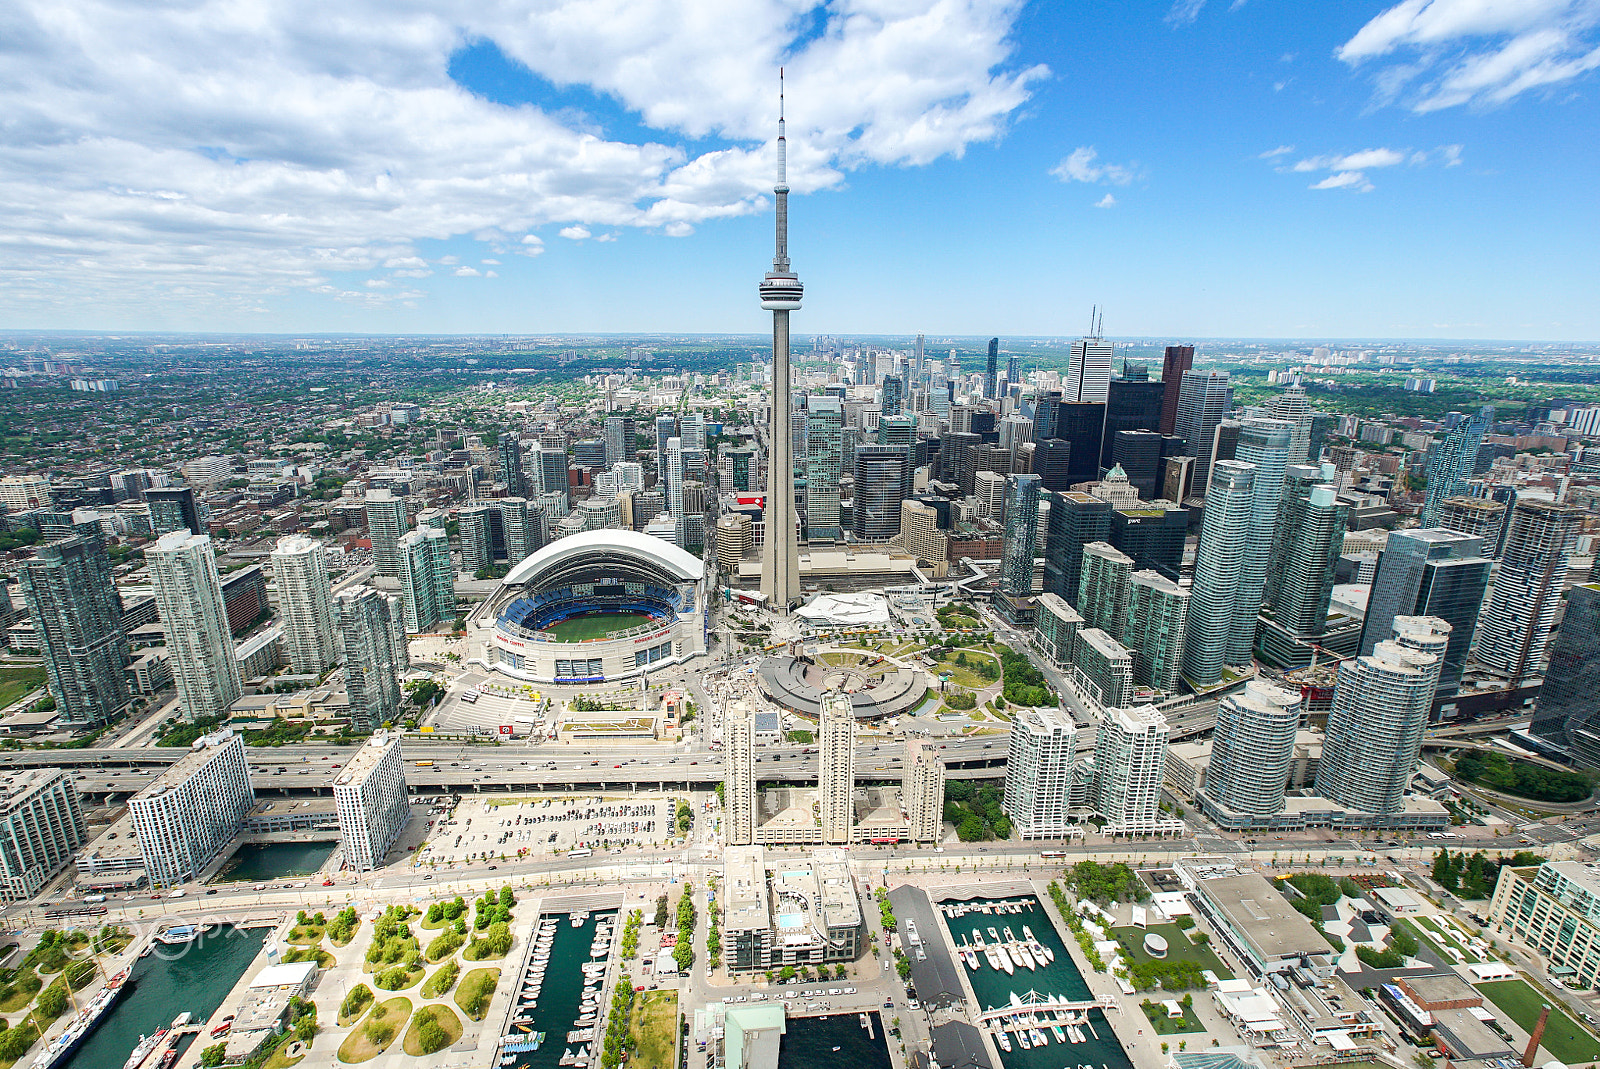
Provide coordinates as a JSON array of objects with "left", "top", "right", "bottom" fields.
[{"left": 3, "top": 0, "right": 1598, "bottom": 340}]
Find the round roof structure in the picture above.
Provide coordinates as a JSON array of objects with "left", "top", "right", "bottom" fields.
[
  {"left": 500, "top": 528, "right": 704, "bottom": 591},
  {"left": 1143, "top": 932, "right": 1168, "bottom": 958}
]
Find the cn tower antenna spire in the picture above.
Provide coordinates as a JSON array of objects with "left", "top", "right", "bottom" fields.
[{"left": 759, "top": 70, "right": 803, "bottom": 611}]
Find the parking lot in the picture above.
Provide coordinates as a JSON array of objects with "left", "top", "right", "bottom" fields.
[{"left": 417, "top": 792, "right": 681, "bottom": 866}]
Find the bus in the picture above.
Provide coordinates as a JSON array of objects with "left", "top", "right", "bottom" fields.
[
  {"left": 1039, "top": 851, "right": 1066, "bottom": 860},
  {"left": 415, "top": 761, "right": 434, "bottom": 768},
  {"left": 459, "top": 689, "right": 479, "bottom": 704},
  {"left": 568, "top": 848, "right": 593, "bottom": 859},
  {"left": 45, "top": 905, "right": 107, "bottom": 920}
]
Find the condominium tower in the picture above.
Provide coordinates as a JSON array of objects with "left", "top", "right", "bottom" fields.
[
  {"left": 364, "top": 489, "right": 409, "bottom": 577},
  {"left": 272, "top": 534, "right": 337, "bottom": 674},
  {"left": 1003, "top": 706, "right": 1079, "bottom": 839},
  {"left": 1359, "top": 528, "right": 1490, "bottom": 694},
  {"left": 819, "top": 692, "right": 855, "bottom": 845},
  {"left": 724, "top": 701, "right": 757, "bottom": 846},
  {"left": 1419, "top": 406, "right": 1494, "bottom": 527},
  {"left": 337, "top": 586, "right": 405, "bottom": 733},
  {"left": 1229, "top": 418, "right": 1294, "bottom": 665},
  {"left": 1474, "top": 498, "right": 1583, "bottom": 683},
  {"left": 334, "top": 732, "right": 410, "bottom": 871},
  {"left": 0, "top": 770, "right": 86, "bottom": 902},
  {"left": 905, "top": 741, "right": 946, "bottom": 844},
  {"left": 1077, "top": 542, "right": 1133, "bottom": 639},
  {"left": 129, "top": 731, "right": 254, "bottom": 886},
  {"left": 398, "top": 527, "right": 454, "bottom": 632},
  {"left": 149, "top": 530, "right": 243, "bottom": 721},
  {"left": 1123, "top": 570, "right": 1189, "bottom": 692},
  {"left": 1528, "top": 584, "right": 1600, "bottom": 768},
  {"left": 1200, "top": 681, "right": 1303, "bottom": 828},
  {"left": 1181, "top": 460, "right": 1256, "bottom": 687},
  {"left": 1093, "top": 706, "right": 1170, "bottom": 835},
  {"left": 19, "top": 535, "right": 130, "bottom": 727},
  {"left": 999, "top": 474, "right": 1041, "bottom": 598}
]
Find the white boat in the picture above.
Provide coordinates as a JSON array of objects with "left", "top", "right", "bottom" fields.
[
  {"left": 986, "top": 926, "right": 999, "bottom": 941},
  {"left": 1015, "top": 1029, "right": 1030, "bottom": 1050},
  {"left": 169, "top": 1014, "right": 192, "bottom": 1031},
  {"left": 123, "top": 1030, "right": 168, "bottom": 1069},
  {"left": 155, "top": 924, "right": 201, "bottom": 945},
  {"left": 994, "top": 1031, "right": 1011, "bottom": 1053},
  {"left": 1051, "top": 1025, "right": 1066, "bottom": 1044}
]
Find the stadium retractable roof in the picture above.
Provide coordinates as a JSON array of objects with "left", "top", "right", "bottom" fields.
[{"left": 500, "top": 528, "right": 704, "bottom": 591}]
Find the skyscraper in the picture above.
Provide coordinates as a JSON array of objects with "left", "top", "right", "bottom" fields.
[
  {"left": 760, "top": 81, "right": 803, "bottom": 610},
  {"left": 398, "top": 527, "right": 453, "bottom": 632},
  {"left": 1266, "top": 384, "right": 1312, "bottom": 463},
  {"left": 724, "top": 701, "right": 756, "bottom": 846},
  {"left": 334, "top": 732, "right": 409, "bottom": 871},
  {"left": 1264, "top": 465, "right": 1347, "bottom": 638},
  {"left": 533, "top": 444, "right": 569, "bottom": 513},
  {"left": 1229, "top": 418, "right": 1294, "bottom": 665},
  {"left": 1474, "top": 498, "right": 1583, "bottom": 682},
  {"left": 1074, "top": 628, "right": 1134, "bottom": 708},
  {"left": 498, "top": 433, "right": 527, "bottom": 496},
  {"left": 663, "top": 436, "right": 687, "bottom": 547},
  {"left": 1438, "top": 496, "right": 1508, "bottom": 551},
  {"left": 819, "top": 692, "right": 855, "bottom": 844},
  {"left": 149, "top": 530, "right": 242, "bottom": 721},
  {"left": 1103, "top": 377, "right": 1165, "bottom": 469},
  {"left": 146, "top": 486, "right": 203, "bottom": 537},
  {"left": 1181, "top": 460, "right": 1255, "bottom": 687},
  {"left": 654, "top": 414, "right": 678, "bottom": 460},
  {"left": 272, "top": 535, "right": 336, "bottom": 675},
  {"left": 499, "top": 498, "right": 541, "bottom": 564},
  {"left": 1123, "top": 570, "right": 1189, "bottom": 692},
  {"left": 0, "top": 770, "right": 86, "bottom": 902},
  {"left": 1093, "top": 705, "right": 1170, "bottom": 835},
  {"left": 803, "top": 398, "right": 844, "bottom": 540},
  {"left": 905, "top": 740, "right": 946, "bottom": 844},
  {"left": 881, "top": 375, "right": 904, "bottom": 417},
  {"left": 1077, "top": 541, "right": 1133, "bottom": 638},
  {"left": 1066, "top": 333, "right": 1113, "bottom": 404},
  {"left": 1173, "top": 369, "right": 1231, "bottom": 490},
  {"left": 364, "top": 488, "right": 408, "bottom": 577},
  {"left": 984, "top": 337, "right": 999, "bottom": 400},
  {"left": 1528, "top": 584, "right": 1600, "bottom": 767},
  {"left": 852, "top": 445, "right": 909, "bottom": 540},
  {"left": 1158, "top": 345, "right": 1194, "bottom": 437},
  {"left": 19, "top": 535, "right": 129, "bottom": 727},
  {"left": 337, "top": 586, "right": 404, "bottom": 733},
  {"left": 1314, "top": 622, "right": 1444, "bottom": 815},
  {"left": 458, "top": 504, "right": 494, "bottom": 575},
  {"left": 1419, "top": 405, "right": 1494, "bottom": 527},
  {"left": 129, "top": 731, "right": 253, "bottom": 886},
  {"left": 999, "top": 474, "right": 1040, "bottom": 598},
  {"left": 1042, "top": 490, "right": 1112, "bottom": 604},
  {"left": 1359, "top": 528, "right": 1490, "bottom": 694},
  {"left": 604, "top": 415, "right": 635, "bottom": 469},
  {"left": 1003, "top": 706, "right": 1079, "bottom": 839},
  {"left": 1200, "top": 681, "right": 1303, "bottom": 827}
]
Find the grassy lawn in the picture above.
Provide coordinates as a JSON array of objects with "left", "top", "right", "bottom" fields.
[
  {"left": 421, "top": 961, "right": 460, "bottom": 999},
  {"left": 282, "top": 947, "right": 336, "bottom": 968},
  {"left": 0, "top": 666, "right": 46, "bottom": 709},
  {"left": 338, "top": 987, "right": 374, "bottom": 1027},
  {"left": 0, "top": 969, "right": 42, "bottom": 1012},
  {"left": 1476, "top": 980, "right": 1600, "bottom": 1063},
  {"left": 402, "top": 1004, "right": 463, "bottom": 1056},
  {"left": 454, "top": 968, "right": 500, "bottom": 1021},
  {"left": 287, "top": 924, "right": 325, "bottom": 945},
  {"left": 337, "top": 998, "right": 411, "bottom": 1064},
  {"left": 1140, "top": 1001, "right": 1206, "bottom": 1035},
  {"left": 1112, "top": 924, "right": 1234, "bottom": 979},
  {"left": 262, "top": 1039, "right": 306, "bottom": 1069},
  {"left": 543, "top": 612, "right": 650, "bottom": 642},
  {"left": 1412, "top": 918, "right": 1480, "bottom": 963},
  {"left": 629, "top": 991, "right": 679, "bottom": 1069},
  {"left": 371, "top": 963, "right": 424, "bottom": 991},
  {"left": 932, "top": 651, "right": 998, "bottom": 690}
]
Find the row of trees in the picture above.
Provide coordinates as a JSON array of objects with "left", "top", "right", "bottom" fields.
[
  {"left": 1454, "top": 751, "right": 1595, "bottom": 802},
  {"left": 1062, "top": 861, "right": 1150, "bottom": 905},
  {"left": 1431, "top": 849, "right": 1544, "bottom": 899},
  {"left": 673, "top": 885, "right": 696, "bottom": 973}
]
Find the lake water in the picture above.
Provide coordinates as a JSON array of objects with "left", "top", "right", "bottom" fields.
[
  {"left": 935, "top": 896, "right": 1132, "bottom": 1069},
  {"left": 778, "top": 1012, "right": 891, "bottom": 1069},
  {"left": 213, "top": 842, "right": 335, "bottom": 883},
  {"left": 506, "top": 910, "right": 616, "bottom": 1069},
  {"left": 65, "top": 925, "right": 269, "bottom": 1069}
]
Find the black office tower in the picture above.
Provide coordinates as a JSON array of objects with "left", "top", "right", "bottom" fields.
[
  {"left": 984, "top": 337, "right": 999, "bottom": 400},
  {"left": 1111, "top": 430, "right": 1164, "bottom": 500},
  {"left": 1043, "top": 490, "right": 1113, "bottom": 605},
  {"left": 1032, "top": 438, "right": 1074, "bottom": 492},
  {"left": 1110, "top": 505, "right": 1188, "bottom": 581},
  {"left": 1104, "top": 378, "right": 1165, "bottom": 469}
]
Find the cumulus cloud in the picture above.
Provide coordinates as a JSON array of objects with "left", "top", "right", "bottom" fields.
[
  {"left": 1050, "top": 147, "right": 1139, "bottom": 186},
  {"left": 559, "top": 226, "right": 593, "bottom": 241},
  {"left": 455, "top": 266, "right": 482, "bottom": 276},
  {"left": 1095, "top": 193, "right": 1117, "bottom": 208},
  {"left": 0, "top": 0, "right": 1050, "bottom": 319},
  {"left": 1337, "top": 0, "right": 1600, "bottom": 111},
  {"left": 1310, "top": 171, "right": 1376, "bottom": 192},
  {"left": 1276, "top": 144, "right": 1461, "bottom": 191}
]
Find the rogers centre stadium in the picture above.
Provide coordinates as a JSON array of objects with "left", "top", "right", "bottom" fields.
[{"left": 469, "top": 529, "right": 707, "bottom": 685}]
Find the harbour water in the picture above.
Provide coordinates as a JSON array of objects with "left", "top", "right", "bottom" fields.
[
  {"left": 936, "top": 896, "right": 1132, "bottom": 1069},
  {"left": 505, "top": 911, "right": 616, "bottom": 1069},
  {"left": 213, "top": 842, "right": 335, "bottom": 883},
  {"left": 777, "top": 1012, "right": 891, "bottom": 1069},
  {"left": 64, "top": 925, "right": 268, "bottom": 1069}
]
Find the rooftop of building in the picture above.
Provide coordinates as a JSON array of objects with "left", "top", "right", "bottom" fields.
[
  {"left": 1398, "top": 972, "right": 1481, "bottom": 1008},
  {"left": 1197, "top": 872, "right": 1330, "bottom": 962},
  {"left": 0, "top": 768, "right": 66, "bottom": 811},
  {"left": 1078, "top": 628, "right": 1132, "bottom": 660},
  {"left": 723, "top": 845, "right": 771, "bottom": 934},
  {"left": 334, "top": 731, "right": 400, "bottom": 788},
  {"left": 132, "top": 731, "right": 242, "bottom": 803}
]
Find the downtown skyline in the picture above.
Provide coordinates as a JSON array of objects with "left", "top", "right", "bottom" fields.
[{"left": 2, "top": 0, "right": 1598, "bottom": 340}]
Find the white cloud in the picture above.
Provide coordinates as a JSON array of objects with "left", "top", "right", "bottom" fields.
[
  {"left": 1258, "top": 145, "right": 1295, "bottom": 159},
  {"left": 1166, "top": 0, "right": 1207, "bottom": 26},
  {"left": 1292, "top": 147, "right": 1406, "bottom": 171},
  {"left": 663, "top": 222, "right": 694, "bottom": 237},
  {"left": 1095, "top": 193, "right": 1117, "bottom": 208},
  {"left": 454, "top": 266, "right": 482, "bottom": 276},
  {"left": 594, "top": 233, "right": 617, "bottom": 242},
  {"left": 481, "top": 258, "right": 500, "bottom": 265},
  {"left": 0, "top": 0, "right": 1050, "bottom": 318},
  {"left": 1050, "top": 146, "right": 1139, "bottom": 186},
  {"left": 1310, "top": 171, "right": 1375, "bottom": 192},
  {"left": 485, "top": 270, "right": 498, "bottom": 277},
  {"left": 559, "top": 226, "right": 593, "bottom": 241},
  {"left": 1337, "top": 0, "right": 1600, "bottom": 111},
  {"left": 520, "top": 235, "right": 543, "bottom": 246}
]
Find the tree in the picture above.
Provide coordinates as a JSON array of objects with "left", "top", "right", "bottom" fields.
[
  {"left": 416, "top": 1015, "right": 449, "bottom": 1054},
  {"left": 36, "top": 982, "right": 66, "bottom": 1019},
  {"left": 201, "top": 1044, "right": 227, "bottom": 1067}
]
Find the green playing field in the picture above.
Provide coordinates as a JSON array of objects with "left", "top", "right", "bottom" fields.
[{"left": 541, "top": 611, "right": 652, "bottom": 642}]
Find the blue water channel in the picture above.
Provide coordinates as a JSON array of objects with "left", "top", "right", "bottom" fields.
[{"left": 505, "top": 911, "right": 616, "bottom": 1069}]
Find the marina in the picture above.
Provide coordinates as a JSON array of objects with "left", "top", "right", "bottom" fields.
[
  {"left": 775, "top": 1012, "right": 891, "bottom": 1069},
  {"left": 499, "top": 909, "right": 616, "bottom": 1069},
  {"left": 936, "top": 896, "right": 1132, "bottom": 1069}
]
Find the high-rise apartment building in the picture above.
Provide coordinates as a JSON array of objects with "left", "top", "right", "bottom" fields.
[
  {"left": 715, "top": 514, "right": 753, "bottom": 572},
  {"left": 881, "top": 375, "right": 904, "bottom": 417},
  {"left": 1181, "top": 460, "right": 1256, "bottom": 687},
  {"left": 1438, "top": 496, "right": 1508, "bottom": 553},
  {"left": 499, "top": 497, "right": 541, "bottom": 565},
  {"left": 1229, "top": 418, "right": 1294, "bottom": 666},
  {"left": 1077, "top": 542, "right": 1133, "bottom": 639},
  {"left": 271, "top": 534, "right": 336, "bottom": 675},
  {"left": 1358, "top": 528, "right": 1490, "bottom": 695},
  {"left": 146, "top": 486, "right": 203, "bottom": 537},
  {"left": 804, "top": 398, "right": 844, "bottom": 541},
  {"left": 654, "top": 415, "right": 678, "bottom": 459},
  {"left": 0, "top": 770, "right": 85, "bottom": 902},
  {"left": 724, "top": 700, "right": 757, "bottom": 846},
  {"left": 853, "top": 445, "right": 909, "bottom": 541},
  {"left": 337, "top": 586, "right": 404, "bottom": 732},
  {"left": 819, "top": 692, "right": 855, "bottom": 845},
  {"left": 1264, "top": 465, "right": 1347, "bottom": 637},
  {"left": 1074, "top": 628, "right": 1134, "bottom": 708},
  {"left": 1158, "top": 345, "right": 1194, "bottom": 436},
  {"left": 149, "top": 530, "right": 242, "bottom": 721},
  {"left": 20, "top": 535, "right": 129, "bottom": 727},
  {"left": 130, "top": 731, "right": 254, "bottom": 886},
  {"left": 984, "top": 337, "right": 999, "bottom": 400},
  {"left": 604, "top": 415, "right": 635, "bottom": 469},
  {"left": 1200, "top": 681, "right": 1303, "bottom": 828},
  {"left": 1173, "top": 369, "right": 1231, "bottom": 491},
  {"left": 1419, "top": 405, "right": 1494, "bottom": 527},
  {"left": 458, "top": 504, "right": 494, "bottom": 575},
  {"left": 1003, "top": 706, "right": 1079, "bottom": 839},
  {"left": 680, "top": 413, "right": 707, "bottom": 452},
  {"left": 999, "top": 474, "right": 1041, "bottom": 598},
  {"left": 1314, "top": 620, "right": 1445, "bottom": 815},
  {"left": 1529, "top": 583, "right": 1600, "bottom": 767},
  {"left": 1266, "top": 384, "right": 1312, "bottom": 463},
  {"left": 1066, "top": 334, "right": 1113, "bottom": 404},
  {"left": 498, "top": 433, "right": 527, "bottom": 496},
  {"left": 364, "top": 489, "right": 409, "bottom": 577},
  {"left": 334, "top": 732, "right": 409, "bottom": 871},
  {"left": 1093, "top": 706, "right": 1170, "bottom": 835},
  {"left": 905, "top": 740, "right": 945, "bottom": 844},
  {"left": 1042, "top": 491, "right": 1112, "bottom": 604},
  {"left": 900, "top": 500, "right": 948, "bottom": 566},
  {"left": 1124, "top": 570, "right": 1188, "bottom": 692},
  {"left": 1474, "top": 499, "right": 1583, "bottom": 683},
  {"left": 398, "top": 527, "right": 454, "bottom": 632},
  {"left": 533, "top": 445, "right": 570, "bottom": 513}
]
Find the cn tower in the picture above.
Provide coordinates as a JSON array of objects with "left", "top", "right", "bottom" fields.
[{"left": 759, "top": 72, "right": 802, "bottom": 610}]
